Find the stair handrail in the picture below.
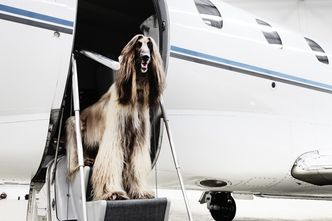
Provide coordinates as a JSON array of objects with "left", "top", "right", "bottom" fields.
[
  {"left": 160, "top": 98, "right": 194, "bottom": 221},
  {"left": 71, "top": 54, "right": 88, "bottom": 221}
]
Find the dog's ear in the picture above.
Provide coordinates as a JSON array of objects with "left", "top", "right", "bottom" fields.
[
  {"left": 148, "top": 37, "right": 166, "bottom": 106},
  {"left": 116, "top": 35, "right": 143, "bottom": 105},
  {"left": 118, "top": 55, "right": 123, "bottom": 63}
]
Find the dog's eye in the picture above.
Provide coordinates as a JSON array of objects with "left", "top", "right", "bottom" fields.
[
  {"left": 136, "top": 41, "right": 142, "bottom": 49},
  {"left": 147, "top": 41, "right": 153, "bottom": 49}
]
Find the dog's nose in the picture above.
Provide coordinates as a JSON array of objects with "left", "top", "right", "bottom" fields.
[{"left": 142, "top": 55, "right": 150, "bottom": 62}]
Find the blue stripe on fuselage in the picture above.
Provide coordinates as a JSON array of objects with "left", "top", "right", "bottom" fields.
[
  {"left": 170, "top": 45, "right": 332, "bottom": 93},
  {"left": 0, "top": 3, "right": 73, "bottom": 27}
]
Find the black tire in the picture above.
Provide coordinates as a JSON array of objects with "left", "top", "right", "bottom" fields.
[{"left": 209, "top": 192, "right": 236, "bottom": 221}]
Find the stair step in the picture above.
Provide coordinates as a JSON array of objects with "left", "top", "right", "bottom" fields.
[{"left": 104, "top": 197, "right": 170, "bottom": 221}]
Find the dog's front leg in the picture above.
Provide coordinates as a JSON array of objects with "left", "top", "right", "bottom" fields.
[
  {"left": 91, "top": 128, "right": 128, "bottom": 200},
  {"left": 125, "top": 141, "right": 154, "bottom": 199},
  {"left": 65, "top": 116, "right": 80, "bottom": 180}
]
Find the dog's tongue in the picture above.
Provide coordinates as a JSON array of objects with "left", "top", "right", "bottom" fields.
[{"left": 141, "top": 63, "right": 148, "bottom": 72}]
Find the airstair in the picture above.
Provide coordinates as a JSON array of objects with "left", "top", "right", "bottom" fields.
[
  {"left": 53, "top": 156, "right": 170, "bottom": 221},
  {"left": 48, "top": 51, "right": 193, "bottom": 221}
]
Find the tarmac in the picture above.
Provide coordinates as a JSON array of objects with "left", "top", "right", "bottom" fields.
[
  {"left": 158, "top": 189, "right": 332, "bottom": 221},
  {"left": 2, "top": 189, "right": 332, "bottom": 220}
]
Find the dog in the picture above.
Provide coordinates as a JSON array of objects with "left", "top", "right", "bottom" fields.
[{"left": 65, "top": 34, "right": 166, "bottom": 200}]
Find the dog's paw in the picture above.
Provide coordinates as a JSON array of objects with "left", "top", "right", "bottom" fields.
[
  {"left": 129, "top": 190, "right": 155, "bottom": 199},
  {"left": 102, "top": 191, "right": 129, "bottom": 201},
  {"left": 84, "top": 158, "right": 95, "bottom": 167}
]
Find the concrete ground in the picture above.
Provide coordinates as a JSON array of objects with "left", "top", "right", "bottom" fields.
[
  {"left": 2, "top": 189, "right": 332, "bottom": 220},
  {"left": 158, "top": 189, "right": 332, "bottom": 221}
]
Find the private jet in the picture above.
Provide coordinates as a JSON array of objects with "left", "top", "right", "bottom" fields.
[{"left": 0, "top": 0, "right": 332, "bottom": 221}]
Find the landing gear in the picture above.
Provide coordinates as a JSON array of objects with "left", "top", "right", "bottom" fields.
[{"left": 199, "top": 191, "right": 236, "bottom": 221}]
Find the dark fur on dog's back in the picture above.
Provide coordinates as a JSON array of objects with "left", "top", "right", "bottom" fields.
[{"left": 66, "top": 34, "right": 165, "bottom": 200}]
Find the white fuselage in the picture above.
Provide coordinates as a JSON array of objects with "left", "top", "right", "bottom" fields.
[
  {"left": 0, "top": 1, "right": 75, "bottom": 187},
  {"left": 156, "top": 0, "right": 332, "bottom": 198}
]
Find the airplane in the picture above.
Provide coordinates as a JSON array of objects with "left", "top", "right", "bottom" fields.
[{"left": 0, "top": 0, "right": 332, "bottom": 220}]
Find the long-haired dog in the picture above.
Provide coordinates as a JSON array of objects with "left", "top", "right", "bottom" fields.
[{"left": 65, "top": 34, "right": 165, "bottom": 200}]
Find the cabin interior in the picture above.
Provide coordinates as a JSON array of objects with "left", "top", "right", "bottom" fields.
[{"left": 74, "top": 0, "right": 161, "bottom": 108}]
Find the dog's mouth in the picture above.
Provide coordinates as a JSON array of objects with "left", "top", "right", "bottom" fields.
[{"left": 141, "top": 61, "right": 149, "bottom": 73}]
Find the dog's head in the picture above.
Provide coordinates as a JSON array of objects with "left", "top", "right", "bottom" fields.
[
  {"left": 135, "top": 36, "right": 152, "bottom": 74},
  {"left": 116, "top": 34, "right": 166, "bottom": 106}
]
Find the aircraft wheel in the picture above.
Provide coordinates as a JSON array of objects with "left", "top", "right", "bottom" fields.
[{"left": 208, "top": 192, "right": 236, "bottom": 221}]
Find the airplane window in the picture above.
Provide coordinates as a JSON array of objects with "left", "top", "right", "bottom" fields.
[
  {"left": 256, "top": 19, "right": 283, "bottom": 48},
  {"left": 304, "top": 37, "right": 329, "bottom": 64},
  {"left": 194, "top": 0, "right": 223, "bottom": 29}
]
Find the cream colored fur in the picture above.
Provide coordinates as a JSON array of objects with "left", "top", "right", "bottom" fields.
[{"left": 65, "top": 34, "right": 165, "bottom": 200}]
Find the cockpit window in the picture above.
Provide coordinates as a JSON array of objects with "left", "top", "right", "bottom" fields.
[
  {"left": 256, "top": 19, "right": 283, "bottom": 48},
  {"left": 305, "top": 37, "right": 329, "bottom": 64},
  {"left": 194, "top": 0, "right": 223, "bottom": 29}
]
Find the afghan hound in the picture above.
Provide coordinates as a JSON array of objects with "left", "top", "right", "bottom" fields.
[{"left": 65, "top": 34, "right": 166, "bottom": 200}]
